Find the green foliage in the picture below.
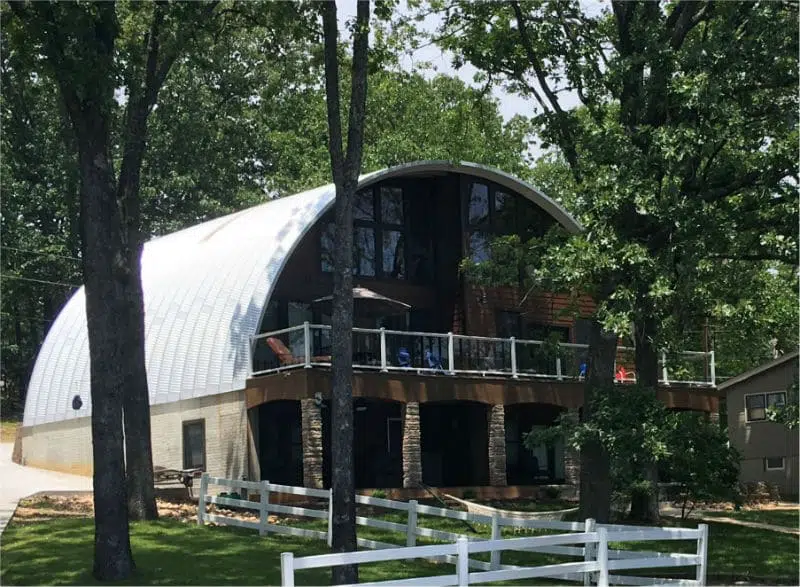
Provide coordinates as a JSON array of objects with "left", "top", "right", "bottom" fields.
[
  {"left": 662, "top": 412, "right": 740, "bottom": 519},
  {"left": 526, "top": 387, "right": 739, "bottom": 517},
  {"left": 768, "top": 374, "right": 800, "bottom": 430},
  {"left": 370, "top": 489, "right": 387, "bottom": 499}
]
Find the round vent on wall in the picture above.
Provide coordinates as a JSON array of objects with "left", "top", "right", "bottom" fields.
[{"left": 72, "top": 395, "right": 83, "bottom": 410}]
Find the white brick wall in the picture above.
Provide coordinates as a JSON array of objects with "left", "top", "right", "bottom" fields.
[{"left": 20, "top": 389, "right": 248, "bottom": 479}]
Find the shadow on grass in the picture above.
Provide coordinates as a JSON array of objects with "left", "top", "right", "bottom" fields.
[{"left": 2, "top": 514, "right": 797, "bottom": 586}]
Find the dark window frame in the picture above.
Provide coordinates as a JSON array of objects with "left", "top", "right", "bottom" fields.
[
  {"left": 745, "top": 391, "right": 786, "bottom": 422},
  {"left": 319, "top": 183, "right": 409, "bottom": 280},
  {"left": 182, "top": 419, "right": 206, "bottom": 471}
]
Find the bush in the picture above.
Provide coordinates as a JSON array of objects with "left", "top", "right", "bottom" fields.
[{"left": 370, "top": 489, "right": 387, "bottom": 499}]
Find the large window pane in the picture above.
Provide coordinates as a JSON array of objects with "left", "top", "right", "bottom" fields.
[
  {"left": 380, "top": 186, "right": 404, "bottom": 225},
  {"left": 354, "top": 189, "right": 374, "bottom": 221},
  {"left": 183, "top": 420, "right": 205, "bottom": 470},
  {"left": 353, "top": 226, "right": 376, "bottom": 276},
  {"left": 746, "top": 394, "right": 766, "bottom": 421},
  {"left": 767, "top": 392, "right": 786, "bottom": 409},
  {"left": 469, "top": 231, "right": 490, "bottom": 263},
  {"left": 320, "top": 223, "right": 335, "bottom": 272},
  {"left": 494, "top": 190, "right": 516, "bottom": 233},
  {"left": 468, "top": 183, "right": 490, "bottom": 225},
  {"left": 382, "top": 230, "right": 406, "bottom": 278}
]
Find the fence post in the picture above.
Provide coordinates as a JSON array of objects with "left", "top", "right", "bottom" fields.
[
  {"left": 696, "top": 524, "right": 709, "bottom": 586},
  {"left": 327, "top": 489, "right": 334, "bottom": 547},
  {"left": 597, "top": 527, "right": 608, "bottom": 587},
  {"left": 259, "top": 480, "right": 270, "bottom": 537},
  {"left": 197, "top": 473, "right": 209, "bottom": 525},
  {"left": 407, "top": 499, "right": 418, "bottom": 547},
  {"left": 709, "top": 351, "right": 716, "bottom": 387},
  {"left": 456, "top": 536, "right": 469, "bottom": 586},
  {"left": 280, "top": 552, "right": 295, "bottom": 587},
  {"left": 583, "top": 518, "right": 596, "bottom": 586},
  {"left": 510, "top": 338, "right": 518, "bottom": 379},
  {"left": 303, "top": 321, "right": 311, "bottom": 368},
  {"left": 490, "top": 511, "right": 501, "bottom": 570},
  {"left": 380, "top": 327, "right": 388, "bottom": 372},
  {"left": 556, "top": 356, "right": 563, "bottom": 380},
  {"left": 661, "top": 350, "right": 669, "bottom": 385},
  {"left": 448, "top": 332, "right": 455, "bottom": 375}
]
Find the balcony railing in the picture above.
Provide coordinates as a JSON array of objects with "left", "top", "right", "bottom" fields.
[{"left": 249, "top": 323, "right": 716, "bottom": 387}]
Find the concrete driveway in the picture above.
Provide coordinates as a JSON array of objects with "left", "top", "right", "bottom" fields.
[{"left": 0, "top": 443, "right": 92, "bottom": 535}]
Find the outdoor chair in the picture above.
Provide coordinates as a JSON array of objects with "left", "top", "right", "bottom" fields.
[
  {"left": 266, "top": 337, "right": 331, "bottom": 366},
  {"left": 397, "top": 347, "right": 411, "bottom": 367},
  {"left": 425, "top": 350, "right": 445, "bottom": 372}
]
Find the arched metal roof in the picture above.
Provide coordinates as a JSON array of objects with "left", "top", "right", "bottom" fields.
[{"left": 23, "top": 161, "right": 581, "bottom": 427}]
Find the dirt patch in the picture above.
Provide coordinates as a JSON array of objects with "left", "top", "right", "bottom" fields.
[{"left": 14, "top": 493, "right": 289, "bottom": 526}]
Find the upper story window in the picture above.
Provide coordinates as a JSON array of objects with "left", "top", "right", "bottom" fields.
[
  {"left": 320, "top": 184, "right": 407, "bottom": 279},
  {"left": 745, "top": 391, "right": 786, "bottom": 422}
]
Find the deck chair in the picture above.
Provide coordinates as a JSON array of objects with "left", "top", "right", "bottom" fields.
[{"left": 266, "top": 337, "right": 331, "bottom": 366}]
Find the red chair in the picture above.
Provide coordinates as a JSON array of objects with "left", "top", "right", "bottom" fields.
[{"left": 266, "top": 337, "right": 331, "bottom": 366}]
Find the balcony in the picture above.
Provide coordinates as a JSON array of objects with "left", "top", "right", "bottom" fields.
[{"left": 249, "top": 323, "right": 716, "bottom": 388}]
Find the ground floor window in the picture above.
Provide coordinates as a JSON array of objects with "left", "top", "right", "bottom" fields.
[
  {"left": 183, "top": 420, "right": 206, "bottom": 470},
  {"left": 765, "top": 456, "right": 785, "bottom": 471},
  {"left": 746, "top": 391, "right": 786, "bottom": 422}
]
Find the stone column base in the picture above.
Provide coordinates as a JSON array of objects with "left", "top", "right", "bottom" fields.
[
  {"left": 488, "top": 404, "right": 507, "bottom": 487},
  {"left": 402, "top": 402, "right": 422, "bottom": 488},
  {"left": 300, "top": 399, "right": 324, "bottom": 488}
]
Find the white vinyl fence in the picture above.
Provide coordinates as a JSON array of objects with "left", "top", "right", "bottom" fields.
[{"left": 197, "top": 475, "right": 708, "bottom": 587}]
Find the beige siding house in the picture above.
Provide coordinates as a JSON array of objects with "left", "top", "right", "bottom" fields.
[{"left": 721, "top": 350, "right": 799, "bottom": 499}]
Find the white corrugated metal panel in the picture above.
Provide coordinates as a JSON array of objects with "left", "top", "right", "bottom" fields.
[{"left": 22, "top": 161, "right": 581, "bottom": 427}]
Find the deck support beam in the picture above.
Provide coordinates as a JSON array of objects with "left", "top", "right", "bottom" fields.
[
  {"left": 300, "top": 398, "right": 324, "bottom": 488},
  {"left": 488, "top": 404, "right": 507, "bottom": 487},
  {"left": 402, "top": 402, "right": 422, "bottom": 488}
]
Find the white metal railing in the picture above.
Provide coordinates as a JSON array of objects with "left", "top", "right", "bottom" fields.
[
  {"left": 250, "top": 323, "right": 716, "bottom": 386},
  {"left": 198, "top": 475, "right": 708, "bottom": 587}
]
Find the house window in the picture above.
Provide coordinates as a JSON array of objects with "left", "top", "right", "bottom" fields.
[
  {"left": 468, "top": 183, "right": 490, "bottom": 225},
  {"left": 183, "top": 420, "right": 206, "bottom": 470},
  {"left": 765, "top": 456, "right": 785, "bottom": 471},
  {"left": 745, "top": 391, "right": 786, "bottom": 422},
  {"left": 496, "top": 310, "right": 522, "bottom": 338},
  {"left": 320, "top": 185, "right": 408, "bottom": 279}
]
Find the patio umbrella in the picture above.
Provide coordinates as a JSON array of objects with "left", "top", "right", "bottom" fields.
[{"left": 312, "top": 286, "right": 410, "bottom": 319}]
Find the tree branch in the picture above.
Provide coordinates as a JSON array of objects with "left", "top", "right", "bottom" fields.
[
  {"left": 321, "top": 0, "right": 344, "bottom": 187},
  {"left": 344, "top": 0, "right": 370, "bottom": 183}
]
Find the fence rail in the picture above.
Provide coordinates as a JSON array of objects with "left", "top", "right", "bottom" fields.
[
  {"left": 198, "top": 475, "right": 708, "bottom": 587},
  {"left": 250, "top": 323, "right": 716, "bottom": 386}
]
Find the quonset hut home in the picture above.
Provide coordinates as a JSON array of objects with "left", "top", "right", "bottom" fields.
[{"left": 18, "top": 161, "right": 720, "bottom": 496}]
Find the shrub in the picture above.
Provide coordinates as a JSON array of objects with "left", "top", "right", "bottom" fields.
[{"left": 370, "top": 489, "right": 387, "bottom": 499}]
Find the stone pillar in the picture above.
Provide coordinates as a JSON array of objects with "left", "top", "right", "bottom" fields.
[
  {"left": 564, "top": 446, "right": 580, "bottom": 486},
  {"left": 402, "top": 402, "right": 422, "bottom": 488},
  {"left": 488, "top": 404, "right": 507, "bottom": 487},
  {"left": 300, "top": 399, "right": 324, "bottom": 488}
]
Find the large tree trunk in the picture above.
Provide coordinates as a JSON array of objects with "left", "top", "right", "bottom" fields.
[
  {"left": 77, "top": 125, "right": 136, "bottom": 580},
  {"left": 629, "top": 313, "right": 661, "bottom": 523},
  {"left": 321, "top": 2, "right": 370, "bottom": 583},
  {"left": 579, "top": 319, "right": 617, "bottom": 523}
]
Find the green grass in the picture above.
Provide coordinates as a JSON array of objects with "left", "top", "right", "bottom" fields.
[
  {"left": 1, "top": 419, "right": 20, "bottom": 443},
  {"left": 0, "top": 518, "right": 451, "bottom": 586},
  {"left": 702, "top": 508, "right": 799, "bottom": 529},
  {"left": 3, "top": 505, "right": 798, "bottom": 586}
]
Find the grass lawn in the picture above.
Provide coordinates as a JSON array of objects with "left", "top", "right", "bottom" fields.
[
  {"left": 0, "top": 419, "right": 20, "bottom": 443},
  {"left": 2, "top": 501, "right": 798, "bottom": 586},
  {"left": 702, "top": 508, "right": 799, "bottom": 529}
]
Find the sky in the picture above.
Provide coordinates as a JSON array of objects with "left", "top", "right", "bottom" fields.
[{"left": 335, "top": 0, "right": 605, "bottom": 158}]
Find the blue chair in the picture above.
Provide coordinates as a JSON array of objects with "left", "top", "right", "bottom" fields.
[
  {"left": 397, "top": 347, "right": 411, "bottom": 368},
  {"left": 579, "top": 362, "right": 588, "bottom": 379},
  {"left": 425, "top": 350, "right": 444, "bottom": 371}
]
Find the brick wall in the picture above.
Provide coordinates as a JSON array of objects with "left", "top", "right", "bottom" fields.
[
  {"left": 20, "top": 389, "right": 248, "bottom": 479},
  {"left": 461, "top": 283, "right": 595, "bottom": 339}
]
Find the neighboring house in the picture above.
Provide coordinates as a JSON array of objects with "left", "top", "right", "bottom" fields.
[
  {"left": 17, "top": 161, "right": 719, "bottom": 493},
  {"left": 720, "top": 350, "right": 799, "bottom": 499}
]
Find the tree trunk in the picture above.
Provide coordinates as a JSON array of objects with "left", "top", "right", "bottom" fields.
[
  {"left": 321, "top": 2, "right": 370, "bottom": 584},
  {"left": 77, "top": 126, "right": 136, "bottom": 581},
  {"left": 629, "top": 314, "right": 661, "bottom": 523},
  {"left": 579, "top": 318, "right": 616, "bottom": 523}
]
